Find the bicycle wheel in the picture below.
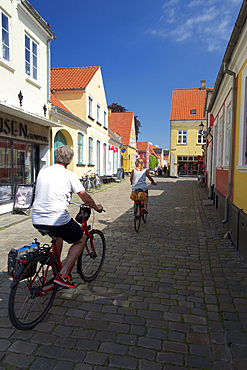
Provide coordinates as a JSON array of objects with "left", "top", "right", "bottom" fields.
[
  {"left": 134, "top": 202, "right": 141, "bottom": 232},
  {"left": 8, "top": 254, "right": 58, "bottom": 330},
  {"left": 85, "top": 179, "right": 95, "bottom": 193},
  {"left": 143, "top": 207, "right": 147, "bottom": 223},
  {"left": 77, "top": 229, "right": 106, "bottom": 282},
  {"left": 94, "top": 178, "right": 102, "bottom": 190}
]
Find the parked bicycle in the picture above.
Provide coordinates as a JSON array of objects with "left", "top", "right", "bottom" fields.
[
  {"left": 8, "top": 203, "right": 106, "bottom": 330},
  {"left": 92, "top": 171, "right": 102, "bottom": 190},
  {"left": 82, "top": 170, "right": 95, "bottom": 193},
  {"left": 132, "top": 189, "right": 148, "bottom": 232}
]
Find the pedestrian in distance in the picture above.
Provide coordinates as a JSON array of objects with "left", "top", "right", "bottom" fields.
[
  {"left": 31, "top": 145, "right": 103, "bottom": 288},
  {"left": 130, "top": 158, "right": 156, "bottom": 213}
]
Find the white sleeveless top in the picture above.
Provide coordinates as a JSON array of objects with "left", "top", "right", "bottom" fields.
[{"left": 132, "top": 169, "right": 148, "bottom": 191}]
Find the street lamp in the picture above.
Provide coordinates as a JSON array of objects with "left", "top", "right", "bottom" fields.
[{"left": 199, "top": 121, "right": 204, "bottom": 134}]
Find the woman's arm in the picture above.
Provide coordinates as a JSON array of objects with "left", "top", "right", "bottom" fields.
[
  {"left": 130, "top": 169, "right": 134, "bottom": 185},
  {"left": 146, "top": 170, "right": 157, "bottom": 185}
]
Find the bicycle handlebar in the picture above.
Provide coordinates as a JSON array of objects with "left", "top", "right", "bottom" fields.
[{"left": 70, "top": 201, "right": 105, "bottom": 213}]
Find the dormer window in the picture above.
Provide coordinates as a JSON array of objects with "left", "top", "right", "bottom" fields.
[{"left": 190, "top": 109, "right": 196, "bottom": 115}]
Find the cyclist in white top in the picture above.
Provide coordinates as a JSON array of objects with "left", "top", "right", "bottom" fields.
[
  {"left": 130, "top": 158, "right": 156, "bottom": 213},
  {"left": 32, "top": 145, "right": 103, "bottom": 288}
]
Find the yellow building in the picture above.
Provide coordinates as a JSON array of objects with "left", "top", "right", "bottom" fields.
[
  {"left": 108, "top": 112, "right": 137, "bottom": 173},
  {"left": 50, "top": 66, "right": 109, "bottom": 178},
  {"left": 204, "top": 1, "right": 247, "bottom": 260},
  {"left": 170, "top": 81, "right": 208, "bottom": 177}
]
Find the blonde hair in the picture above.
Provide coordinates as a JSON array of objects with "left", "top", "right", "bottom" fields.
[{"left": 135, "top": 158, "right": 144, "bottom": 170}]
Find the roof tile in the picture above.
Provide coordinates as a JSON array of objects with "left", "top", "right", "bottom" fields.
[
  {"left": 50, "top": 66, "right": 99, "bottom": 90},
  {"left": 108, "top": 112, "right": 134, "bottom": 146}
]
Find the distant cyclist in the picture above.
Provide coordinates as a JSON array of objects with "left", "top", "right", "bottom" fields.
[
  {"left": 130, "top": 158, "right": 156, "bottom": 213},
  {"left": 32, "top": 145, "right": 103, "bottom": 288}
]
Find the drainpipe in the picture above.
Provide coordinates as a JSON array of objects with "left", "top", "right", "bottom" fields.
[{"left": 222, "top": 62, "right": 236, "bottom": 224}]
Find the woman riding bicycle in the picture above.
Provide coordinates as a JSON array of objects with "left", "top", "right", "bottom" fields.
[
  {"left": 130, "top": 158, "right": 156, "bottom": 213},
  {"left": 31, "top": 145, "right": 103, "bottom": 288}
]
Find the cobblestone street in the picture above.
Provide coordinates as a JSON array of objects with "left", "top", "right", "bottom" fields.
[{"left": 0, "top": 177, "right": 247, "bottom": 370}]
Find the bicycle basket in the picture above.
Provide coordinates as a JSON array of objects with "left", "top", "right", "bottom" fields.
[{"left": 75, "top": 207, "right": 91, "bottom": 224}]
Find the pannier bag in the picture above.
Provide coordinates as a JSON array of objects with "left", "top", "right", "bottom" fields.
[
  {"left": 130, "top": 191, "right": 148, "bottom": 202},
  {"left": 8, "top": 241, "right": 39, "bottom": 277}
]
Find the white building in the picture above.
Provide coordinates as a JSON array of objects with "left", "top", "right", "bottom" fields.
[{"left": 0, "top": 0, "right": 60, "bottom": 214}]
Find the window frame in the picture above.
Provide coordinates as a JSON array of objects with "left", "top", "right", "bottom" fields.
[
  {"left": 96, "top": 103, "right": 101, "bottom": 124},
  {"left": 177, "top": 130, "right": 187, "bottom": 145},
  {"left": 25, "top": 33, "right": 38, "bottom": 81},
  {"left": 77, "top": 132, "right": 84, "bottom": 165},
  {"left": 103, "top": 110, "right": 108, "bottom": 128},
  {"left": 197, "top": 130, "right": 206, "bottom": 145},
  {"left": 88, "top": 95, "right": 94, "bottom": 119},
  {"left": 0, "top": 9, "right": 11, "bottom": 65},
  {"left": 88, "top": 136, "right": 94, "bottom": 165},
  {"left": 237, "top": 64, "right": 247, "bottom": 172}
]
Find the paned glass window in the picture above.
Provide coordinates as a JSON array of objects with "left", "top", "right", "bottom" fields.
[
  {"left": 88, "top": 137, "right": 93, "bottom": 164},
  {"left": 78, "top": 133, "right": 83, "bottom": 164},
  {"left": 88, "top": 96, "right": 93, "bottom": 118},
  {"left": 197, "top": 130, "right": 206, "bottom": 144},
  {"left": 97, "top": 104, "right": 101, "bottom": 123},
  {"left": 25, "top": 34, "right": 38, "bottom": 80},
  {"left": 177, "top": 130, "right": 187, "bottom": 144},
  {"left": 104, "top": 111, "right": 107, "bottom": 128},
  {"left": 1, "top": 11, "right": 10, "bottom": 62}
]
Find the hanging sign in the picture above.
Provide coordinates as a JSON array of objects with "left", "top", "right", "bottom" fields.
[{"left": 121, "top": 148, "right": 126, "bottom": 153}]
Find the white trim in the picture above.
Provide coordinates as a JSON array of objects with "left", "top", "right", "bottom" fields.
[
  {"left": 0, "top": 8, "right": 12, "bottom": 66},
  {"left": 88, "top": 93, "right": 94, "bottom": 120},
  {"left": 77, "top": 131, "right": 85, "bottom": 165},
  {"left": 103, "top": 109, "right": 108, "bottom": 128},
  {"left": 238, "top": 63, "right": 247, "bottom": 166},
  {"left": 24, "top": 32, "right": 39, "bottom": 82},
  {"left": 236, "top": 165, "right": 247, "bottom": 173},
  {"left": 96, "top": 102, "right": 101, "bottom": 124}
]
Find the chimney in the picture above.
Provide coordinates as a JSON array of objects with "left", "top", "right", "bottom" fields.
[{"left": 200, "top": 80, "right": 206, "bottom": 90}]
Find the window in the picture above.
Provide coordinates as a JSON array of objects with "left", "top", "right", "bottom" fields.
[
  {"left": 218, "top": 116, "right": 223, "bottom": 165},
  {"left": 238, "top": 66, "right": 247, "bottom": 169},
  {"left": 197, "top": 130, "right": 206, "bottom": 144},
  {"left": 1, "top": 10, "right": 10, "bottom": 62},
  {"left": 189, "top": 156, "right": 193, "bottom": 161},
  {"left": 103, "top": 143, "right": 107, "bottom": 175},
  {"left": 88, "top": 96, "right": 93, "bottom": 118},
  {"left": 104, "top": 110, "right": 107, "bottom": 128},
  {"left": 177, "top": 130, "right": 187, "bottom": 144},
  {"left": 190, "top": 109, "right": 196, "bottom": 115},
  {"left": 78, "top": 133, "right": 84, "bottom": 164},
  {"left": 143, "top": 153, "right": 145, "bottom": 158},
  {"left": 96, "top": 140, "right": 100, "bottom": 172},
  {"left": 25, "top": 34, "right": 38, "bottom": 80},
  {"left": 88, "top": 137, "right": 93, "bottom": 164},
  {"left": 97, "top": 104, "right": 101, "bottom": 124},
  {"left": 183, "top": 156, "right": 187, "bottom": 161},
  {"left": 225, "top": 104, "right": 231, "bottom": 166},
  {"left": 178, "top": 156, "right": 182, "bottom": 161}
]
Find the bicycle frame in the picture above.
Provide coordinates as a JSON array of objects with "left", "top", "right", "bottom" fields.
[{"left": 19, "top": 212, "right": 97, "bottom": 295}]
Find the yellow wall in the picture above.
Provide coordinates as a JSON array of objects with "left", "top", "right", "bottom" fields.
[
  {"left": 121, "top": 146, "right": 136, "bottom": 172},
  {"left": 170, "top": 121, "right": 205, "bottom": 176},
  {"left": 233, "top": 61, "right": 247, "bottom": 213},
  {"left": 52, "top": 68, "right": 109, "bottom": 176}
]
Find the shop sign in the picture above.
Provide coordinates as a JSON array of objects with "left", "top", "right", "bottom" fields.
[
  {"left": 0, "top": 117, "right": 48, "bottom": 143},
  {"left": 198, "top": 155, "right": 203, "bottom": 163}
]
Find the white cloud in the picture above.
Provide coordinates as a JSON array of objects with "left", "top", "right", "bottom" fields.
[{"left": 146, "top": 0, "right": 242, "bottom": 52}]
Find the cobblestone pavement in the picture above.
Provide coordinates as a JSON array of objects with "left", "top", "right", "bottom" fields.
[{"left": 0, "top": 177, "right": 247, "bottom": 370}]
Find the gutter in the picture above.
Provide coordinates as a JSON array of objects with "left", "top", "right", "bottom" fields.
[{"left": 222, "top": 63, "right": 236, "bottom": 224}]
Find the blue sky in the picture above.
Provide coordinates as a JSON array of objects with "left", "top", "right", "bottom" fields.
[{"left": 31, "top": 0, "right": 243, "bottom": 149}]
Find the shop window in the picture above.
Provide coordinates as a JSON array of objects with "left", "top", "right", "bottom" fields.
[
  {"left": 178, "top": 156, "right": 182, "bottom": 161},
  {"left": 183, "top": 156, "right": 187, "bottom": 161},
  {"left": 189, "top": 156, "right": 193, "bottom": 161},
  {"left": 177, "top": 130, "right": 187, "bottom": 144},
  {"left": 194, "top": 156, "right": 198, "bottom": 161},
  {"left": 25, "top": 34, "right": 38, "bottom": 80},
  {"left": 1, "top": 10, "right": 10, "bottom": 62},
  {"left": 78, "top": 133, "right": 84, "bottom": 164}
]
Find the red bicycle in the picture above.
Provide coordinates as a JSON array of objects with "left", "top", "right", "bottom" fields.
[
  {"left": 133, "top": 190, "right": 147, "bottom": 232},
  {"left": 8, "top": 203, "right": 106, "bottom": 330}
]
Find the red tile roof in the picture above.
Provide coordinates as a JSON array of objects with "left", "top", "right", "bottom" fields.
[
  {"left": 50, "top": 93, "right": 73, "bottom": 114},
  {"left": 50, "top": 66, "right": 99, "bottom": 90},
  {"left": 108, "top": 112, "right": 134, "bottom": 146},
  {"left": 170, "top": 88, "right": 211, "bottom": 121},
  {"left": 137, "top": 142, "right": 149, "bottom": 152},
  {"left": 149, "top": 143, "right": 159, "bottom": 158}
]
